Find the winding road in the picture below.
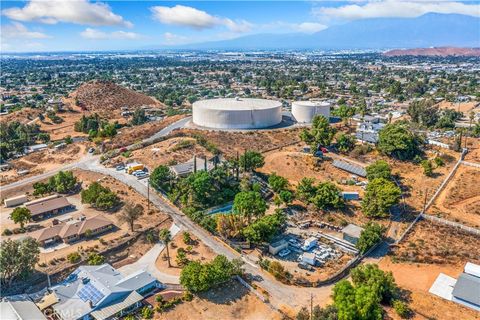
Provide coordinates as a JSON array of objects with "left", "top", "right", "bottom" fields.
[{"left": 2, "top": 117, "right": 362, "bottom": 312}]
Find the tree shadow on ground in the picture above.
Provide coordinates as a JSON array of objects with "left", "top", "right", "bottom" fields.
[{"left": 197, "top": 279, "right": 249, "bottom": 305}]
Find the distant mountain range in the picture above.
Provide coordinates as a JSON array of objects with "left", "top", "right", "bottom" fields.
[
  {"left": 171, "top": 13, "right": 480, "bottom": 50},
  {"left": 384, "top": 47, "right": 480, "bottom": 57}
]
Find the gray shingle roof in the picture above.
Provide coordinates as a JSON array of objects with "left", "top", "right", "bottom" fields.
[{"left": 452, "top": 273, "right": 480, "bottom": 307}]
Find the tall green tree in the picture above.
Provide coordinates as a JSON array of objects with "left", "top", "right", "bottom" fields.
[
  {"left": 159, "top": 228, "right": 172, "bottom": 267},
  {"left": 300, "top": 115, "right": 336, "bottom": 151},
  {"left": 311, "top": 182, "right": 344, "bottom": 210},
  {"left": 10, "top": 207, "right": 32, "bottom": 229},
  {"left": 366, "top": 160, "right": 392, "bottom": 180},
  {"left": 378, "top": 122, "right": 423, "bottom": 160},
  {"left": 150, "top": 165, "right": 174, "bottom": 192},
  {"left": 0, "top": 238, "right": 40, "bottom": 286},
  {"left": 361, "top": 178, "right": 401, "bottom": 218},
  {"left": 239, "top": 151, "right": 265, "bottom": 172},
  {"left": 356, "top": 222, "right": 385, "bottom": 254},
  {"left": 233, "top": 190, "right": 267, "bottom": 223},
  {"left": 295, "top": 177, "right": 317, "bottom": 204},
  {"left": 268, "top": 172, "right": 289, "bottom": 193}
]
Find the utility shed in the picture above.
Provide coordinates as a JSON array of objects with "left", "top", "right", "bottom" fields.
[
  {"left": 269, "top": 240, "right": 288, "bottom": 255},
  {"left": 4, "top": 194, "right": 28, "bottom": 207},
  {"left": 341, "top": 192, "right": 359, "bottom": 201},
  {"left": 452, "top": 273, "right": 480, "bottom": 312},
  {"left": 332, "top": 160, "right": 367, "bottom": 177},
  {"left": 342, "top": 224, "right": 364, "bottom": 245}
]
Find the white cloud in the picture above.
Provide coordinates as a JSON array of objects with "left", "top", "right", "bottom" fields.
[
  {"left": 1, "top": 22, "right": 50, "bottom": 39},
  {"left": 314, "top": 0, "right": 480, "bottom": 20},
  {"left": 151, "top": 5, "right": 252, "bottom": 33},
  {"left": 3, "top": 0, "right": 132, "bottom": 27},
  {"left": 293, "top": 22, "right": 328, "bottom": 34},
  {"left": 163, "top": 32, "right": 190, "bottom": 45},
  {"left": 80, "top": 28, "right": 143, "bottom": 40}
]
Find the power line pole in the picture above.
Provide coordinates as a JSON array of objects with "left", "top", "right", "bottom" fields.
[
  {"left": 423, "top": 188, "right": 428, "bottom": 213},
  {"left": 310, "top": 293, "right": 313, "bottom": 320},
  {"left": 147, "top": 179, "right": 150, "bottom": 211}
]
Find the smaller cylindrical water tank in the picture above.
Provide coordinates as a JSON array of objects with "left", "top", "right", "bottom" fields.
[{"left": 292, "top": 101, "right": 331, "bottom": 123}]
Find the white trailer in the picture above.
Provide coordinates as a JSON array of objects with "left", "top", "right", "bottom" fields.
[
  {"left": 4, "top": 194, "right": 28, "bottom": 207},
  {"left": 302, "top": 237, "right": 318, "bottom": 251}
]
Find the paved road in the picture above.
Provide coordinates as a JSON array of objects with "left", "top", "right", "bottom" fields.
[
  {"left": 119, "top": 223, "right": 182, "bottom": 284},
  {"left": 2, "top": 116, "right": 336, "bottom": 311},
  {"left": 78, "top": 159, "right": 334, "bottom": 311},
  {"left": 1, "top": 153, "right": 98, "bottom": 192}
]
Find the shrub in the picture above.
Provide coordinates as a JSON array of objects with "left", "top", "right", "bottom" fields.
[
  {"left": 2, "top": 229, "right": 12, "bottom": 236},
  {"left": 87, "top": 252, "right": 105, "bottom": 265},
  {"left": 393, "top": 300, "right": 411, "bottom": 319},
  {"left": 67, "top": 252, "right": 81, "bottom": 263}
]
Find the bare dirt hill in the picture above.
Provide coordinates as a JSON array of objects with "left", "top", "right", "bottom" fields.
[
  {"left": 69, "top": 80, "right": 162, "bottom": 116},
  {"left": 383, "top": 47, "right": 480, "bottom": 57}
]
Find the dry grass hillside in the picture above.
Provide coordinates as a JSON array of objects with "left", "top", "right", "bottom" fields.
[{"left": 70, "top": 80, "right": 162, "bottom": 116}]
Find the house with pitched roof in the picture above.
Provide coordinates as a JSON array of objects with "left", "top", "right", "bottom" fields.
[
  {"left": 31, "top": 214, "right": 114, "bottom": 247},
  {"left": 50, "top": 264, "right": 161, "bottom": 320}
]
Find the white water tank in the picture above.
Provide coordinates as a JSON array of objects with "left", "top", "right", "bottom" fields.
[
  {"left": 193, "top": 98, "right": 282, "bottom": 129},
  {"left": 292, "top": 101, "right": 331, "bottom": 124}
]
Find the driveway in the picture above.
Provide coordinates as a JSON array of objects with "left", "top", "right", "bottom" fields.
[{"left": 119, "top": 223, "right": 182, "bottom": 284}]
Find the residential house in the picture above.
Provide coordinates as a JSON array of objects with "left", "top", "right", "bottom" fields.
[
  {"left": 25, "top": 195, "right": 74, "bottom": 221},
  {"left": 50, "top": 264, "right": 161, "bottom": 320},
  {"left": 1, "top": 298, "right": 47, "bottom": 320},
  {"left": 169, "top": 156, "right": 215, "bottom": 177},
  {"left": 31, "top": 214, "right": 114, "bottom": 247}
]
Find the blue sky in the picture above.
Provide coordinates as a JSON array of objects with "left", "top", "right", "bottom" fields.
[{"left": 1, "top": 0, "right": 479, "bottom": 52}]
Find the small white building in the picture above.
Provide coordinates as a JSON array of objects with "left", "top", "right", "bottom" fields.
[
  {"left": 342, "top": 224, "right": 364, "bottom": 245},
  {"left": 302, "top": 252, "right": 317, "bottom": 266},
  {"left": 4, "top": 194, "right": 28, "bottom": 207},
  {"left": 302, "top": 237, "right": 318, "bottom": 251}
]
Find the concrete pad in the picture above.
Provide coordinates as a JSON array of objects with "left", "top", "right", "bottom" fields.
[{"left": 429, "top": 273, "right": 456, "bottom": 301}]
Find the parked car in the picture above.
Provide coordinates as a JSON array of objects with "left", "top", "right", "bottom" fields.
[
  {"left": 88, "top": 147, "right": 95, "bottom": 153},
  {"left": 298, "top": 262, "right": 314, "bottom": 271},
  {"left": 278, "top": 249, "right": 291, "bottom": 258},
  {"left": 119, "top": 147, "right": 127, "bottom": 152},
  {"left": 116, "top": 165, "right": 125, "bottom": 171},
  {"left": 320, "top": 147, "right": 329, "bottom": 153}
]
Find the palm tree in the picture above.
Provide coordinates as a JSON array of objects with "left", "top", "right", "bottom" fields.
[{"left": 159, "top": 228, "right": 172, "bottom": 267}]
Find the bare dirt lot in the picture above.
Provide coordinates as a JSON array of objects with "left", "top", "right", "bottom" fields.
[
  {"left": 155, "top": 280, "right": 281, "bottom": 320},
  {"left": 429, "top": 165, "right": 480, "bottom": 227},
  {"left": 0, "top": 143, "right": 88, "bottom": 186},
  {"left": 379, "top": 257, "right": 480, "bottom": 320},
  {"left": 177, "top": 127, "right": 303, "bottom": 158},
  {"left": 392, "top": 220, "right": 480, "bottom": 266},
  {"left": 155, "top": 232, "right": 217, "bottom": 276},
  {"left": 436, "top": 101, "right": 479, "bottom": 113},
  {"left": 112, "top": 136, "right": 212, "bottom": 170}
]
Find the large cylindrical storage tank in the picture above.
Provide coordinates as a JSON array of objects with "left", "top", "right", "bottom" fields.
[
  {"left": 192, "top": 98, "right": 282, "bottom": 129},
  {"left": 292, "top": 101, "right": 331, "bottom": 123}
]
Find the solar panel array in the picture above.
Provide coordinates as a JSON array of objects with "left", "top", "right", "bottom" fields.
[
  {"left": 332, "top": 160, "right": 367, "bottom": 177},
  {"left": 78, "top": 282, "right": 104, "bottom": 305}
]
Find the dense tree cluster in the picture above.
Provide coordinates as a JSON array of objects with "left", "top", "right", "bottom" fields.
[
  {"left": 362, "top": 178, "right": 401, "bottom": 218},
  {"left": 242, "top": 210, "right": 286, "bottom": 243},
  {"left": 0, "top": 122, "right": 44, "bottom": 161},
  {"left": 0, "top": 238, "right": 40, "bottom": 286},
  {"left": 33, "top": 170, "right": 79, "bottom": 196},
  {"left": 74, "top": 113, "right": 118, "bottom": 138},
  {"left": 300, "top": 115, "right": 337, "bottom": 151},
  {"left": 366, "top": 160, "right": 392, "bottom": 181},
  {"left": 296, "top": 178, "right": 344, "bottom": 210},
  {"left": 180, "top": 255, "right": 243, "bottom": 292},
  {"left": 356, "top": 222, "right": 385, "bottom": 254},
  {"left": 81, "top": 182, "right": 120, "bottom": 210},
  {"left": 377, "top": 122, "right": 423, "bottom": 160}
]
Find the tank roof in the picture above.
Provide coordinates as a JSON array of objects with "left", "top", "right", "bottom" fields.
[
  {"left": 194, "top": 98, "right": 281, "bottom": 111},
  {"left": 293, "top": 101, "right": 331, "bottom": 107}
]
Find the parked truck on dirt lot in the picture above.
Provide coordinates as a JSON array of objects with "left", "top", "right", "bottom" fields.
[{"left": 126, "top": 163, "right": 145, "bottom": 174}]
